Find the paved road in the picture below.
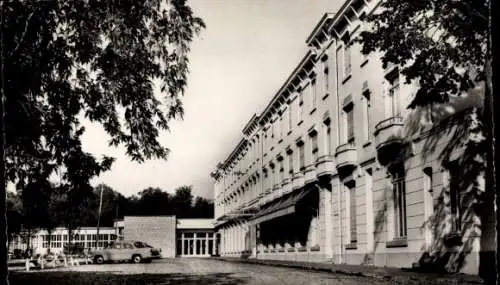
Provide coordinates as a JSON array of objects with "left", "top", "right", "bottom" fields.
[{"left": 36, "top": 258, "right": 472, "bottom": 285}]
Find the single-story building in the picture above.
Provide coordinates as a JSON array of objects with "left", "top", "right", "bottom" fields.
[{"left": 10, "top": 216, "right": 218, "bottom": 258}]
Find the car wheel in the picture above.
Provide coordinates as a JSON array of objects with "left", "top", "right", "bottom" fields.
[
  {"left": 132, "top": 254, "right": 142, "bottom": 264},
  {"left": 94, "top": 255, "right": 104, "bottom": 264}
]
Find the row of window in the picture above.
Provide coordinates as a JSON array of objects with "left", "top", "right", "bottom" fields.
[
  {"left": 218, "top": 118, "right": 334, "bottom": 208},
  {"left": 216, "top": 0, "right": 379, "bottom": 197},
  {"left": 346, "top": 162, "right": 462, "bottom": 245},
  {"left": 219, "top": 72, "right": 403, "bottom": 203},
  {"left": 40, "top": 241, "right": 110, "bottom": 249},
  {"left": 219, "top": 77, "right": 400, "bottom": 197},
  {"left": 40, "top": 234, "right": 116, "bottom": 242}
]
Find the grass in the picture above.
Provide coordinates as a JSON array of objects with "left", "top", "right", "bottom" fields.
[{"left": 8, "top": 271, "right": 249, "bottom": 285}]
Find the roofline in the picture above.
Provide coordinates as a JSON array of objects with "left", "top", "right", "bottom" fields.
[
  {"left": 241, "top": 113, "right": 260, "bottom": 135},
  {"left": 221, "top": 138, "right": 248, "bottom": 170},
  {"left": 259, "top": 49, "right": 315, "bottom": 124},
  {"left": 305, "top": 12, "right": 336, "bottom": 45},
  {"left": 327, "top": 0, "right": 367, "bottom": 36}
]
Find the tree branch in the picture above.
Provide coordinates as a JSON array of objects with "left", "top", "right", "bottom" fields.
[{"left": 7, "top": 11, "right": 35, "bottom": 59}]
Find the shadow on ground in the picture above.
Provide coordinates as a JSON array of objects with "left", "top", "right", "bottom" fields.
[{"left": 8, "top": 271, "right": 250, "bottom": 285}]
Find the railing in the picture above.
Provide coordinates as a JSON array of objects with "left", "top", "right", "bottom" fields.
[
  {"left": 374, "top": 116, "right": 404, "bottom": 135},
  {"left": 335, "top": 141, "right": 356, "bottom": 155}
]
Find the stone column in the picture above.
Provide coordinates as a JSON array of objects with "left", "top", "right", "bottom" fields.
[
  {"left": 195, "top": 233, "right": 199, "bottom": 256},
  {"left": 332, "top": 177, "right": 343, "bottom": 263},
  {"left": 236, "top": 225, "right": 240, "bottom": 253},
  {"left": 317, "top": 124, "right": 327, "bottom": 157},
  {"left": 283, "top": 153, "right": 290, "bottom": 180},
  {"left": 322, "top": 185, "right": 333, "bottom": 259},
  {"left": 237, "top": 226, "right": 240, "bottom": 253},
  {"left": 226, "top": 228, "right": 229, "bottom": 254},
  {"left": 205, "top": 233, "right": 209, "bottom": 256},
  {"left": 223, "top": 228, "right": 227, "bottom": 255},
  {"left": 305, "top": 135, "right": 313, "bottom": 167},
  {"left": 293, "top": 142, "right": 301, "bottom": 174},
  {"left": 229, "top": 226, "right": 233, "bottom": 254},
  {"left": 365, "top": 170, "right": 374, "bottom": 253}
]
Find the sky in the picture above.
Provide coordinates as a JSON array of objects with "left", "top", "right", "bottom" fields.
[{"left": 81, "top": 0, "right": 343, "bottom": 199}]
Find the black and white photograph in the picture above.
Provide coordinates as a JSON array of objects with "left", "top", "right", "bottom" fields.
[{"left": 1, "top": 0, "right": 497, "bottom": 284}]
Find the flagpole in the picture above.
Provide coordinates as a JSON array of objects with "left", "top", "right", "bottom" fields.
[{"left": 96, "top": 185, "right": 103, "bottom": 250}]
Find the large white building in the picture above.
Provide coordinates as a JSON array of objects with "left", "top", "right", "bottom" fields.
[{"left": 210, "top": 0, "right": 493, "bottom": 276}]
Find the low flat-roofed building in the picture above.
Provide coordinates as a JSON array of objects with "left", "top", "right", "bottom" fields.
[{"left": 176, "top": 219, "right": 218, "bottom": 257}]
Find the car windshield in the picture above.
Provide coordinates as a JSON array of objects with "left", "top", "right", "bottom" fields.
[
  {"left": 133, "top": 242, "right": 145, "bottom": 248},
  {"left": 105, "top": 242, "right": 115, "bottom": 249},
  {"left": 143, "top": 243, "right": 153, "bottom": 248}
]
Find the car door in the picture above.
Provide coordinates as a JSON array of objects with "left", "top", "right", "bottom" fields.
[
  {"left": 108, "top": 242, "right": 124, "bottom": 261},
  {"left": 122, "top": 242, "right": 135, "bottom": 260},
  {"left": 133, "top": 241, "right": 149, "bottom": 258}
]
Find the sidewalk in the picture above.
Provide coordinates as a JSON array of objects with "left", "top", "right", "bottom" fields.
[{"left": 213, "top": 257, "right": 484, "bottom": 284}]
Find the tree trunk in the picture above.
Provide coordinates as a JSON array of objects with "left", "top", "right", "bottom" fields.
[
  {"left": 67, "top": 226, "right": 73, "bottom": 255},
  {"left": 479, "top": 44, "right": 496, "bottom": 283},
  {"left": 47, "top": 230, "right": 52, "bottom": 254},
  {"left": 27, "top": 228, "right": 31, "bottom": 250},
  {"left": 0, "top": 1, "right": 8, "bottom": 279}
]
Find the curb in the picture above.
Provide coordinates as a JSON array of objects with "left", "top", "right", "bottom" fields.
[{"left": 213, "top": 257, "right": 484, "bottom": 284}]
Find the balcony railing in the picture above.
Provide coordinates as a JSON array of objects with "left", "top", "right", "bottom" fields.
[
  {"left": 335, "top": 141, "right": 357, "bottom": 171},
  {"left": 374, "top": 116, "right": 404, "bottom": 135},
  {"left": 315, "top": 155, "right": 335, "bottom": 177},
  {"left": 373, "top": 116, "right": 406, "bottom": 165},
  {"left": 335, "top": 141, "right": 356, "bottom": 154}
]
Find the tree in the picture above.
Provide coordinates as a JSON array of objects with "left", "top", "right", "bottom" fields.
[
  {"left": 21, "top": 180, "right": 59, "bottom": 253},
  {"left": 2, "top": 0, "right": 205, "bottom": 187},
  {"left": 6, "top": 191, "right": 23, "bottom": 252},
  {"left": 1, "top": 0, "right": 204, "bottom": 269},
  {"left": 53, "top": 184, "right": 97, "bottom": 248},
  {"left": 93, "top": 184, "right": 129, "bottom": 226},
  {"left": 134, "top": 187, "right": 172, "bottom": 216},
  {"left": 171, "top": 185, "right": 193, "bottom": 218},
  {"left": 192, "top": 196, "right": 214, "bottom": 218},
  {"left": 357, "top": 0, "right": 493, "bottom": 280}
]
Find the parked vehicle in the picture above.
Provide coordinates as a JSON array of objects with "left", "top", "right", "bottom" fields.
[{"left": 91, "top": 241, "right": 161, "bottom": 264}]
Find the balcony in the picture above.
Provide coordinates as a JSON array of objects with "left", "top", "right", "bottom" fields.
[
  {"left": 335, "top": 142, "right": 358, "bottom": 173},
  {"left": 315, "top": 155, "right": 335, "bottom": 177},
  {"left": 291, "top": 172, "right": 305, "bottom": 190},
  {"left": 281, "top": 178, "right": 292, "bottom": 195},
  {"left": 373, "top": 116, "right": 407, "bottom": 165},
  {"left": 273, "top": 183, "right": 280, "bottom": 192},
  {"left": 303, "top": 164, "right": 317, "bottom": 184}
]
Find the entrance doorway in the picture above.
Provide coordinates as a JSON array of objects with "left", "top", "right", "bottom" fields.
[{"left": 177, "top": 231, "right": 217, "bottom": 257}]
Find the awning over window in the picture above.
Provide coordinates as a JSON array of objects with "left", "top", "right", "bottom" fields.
[{"left": 251, "top": 188, "right": 313, "bottom": 225}]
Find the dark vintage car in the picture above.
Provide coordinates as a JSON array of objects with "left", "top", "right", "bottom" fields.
[{"left": 91, "top": 240, "right": 161, "bottom": 264}]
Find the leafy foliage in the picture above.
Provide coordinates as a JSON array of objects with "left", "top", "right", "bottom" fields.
[
  {"left": 8, "top": 183, "right": 214, "bottom": 243},
  {"left": 2, "top": 0, "right": 205, "bottom": 192},
  {"left": 191, "top": 196, "right": 214, "bottom": 219},
  {"left": 127, "top": 186, "right": 172, "bottom": 216},
  {"left": 357, "top": 0, "right": 493, "bottom": 278},
  {"left": 171, "top": 185, "right": 194, "bottom": 217},
  {"left": 6, "top": 192, "right": 23, "bottom": 244},
  {"left": 357, "top": 0, "right": 488, "bottom": 109}
]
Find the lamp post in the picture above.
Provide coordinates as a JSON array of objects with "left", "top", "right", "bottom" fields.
[{"left": 96, "top": 185, "right": 104, "bottom": 250}]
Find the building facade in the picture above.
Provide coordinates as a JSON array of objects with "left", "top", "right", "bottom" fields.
[
  {"left": 211, "top": 0, "right": 493, "bottom": 275},
  {"left": 9, "top": 217, "right": 218, "bottom": 258},
  {"left": 123, "top": 216, "right": 177, "bottom": 258},
  {"left": 176, "top": 219, "right": 218, "bottom": 257},
  {"left": 9, "top": 227, "right": 117, "bottom": 255}
]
